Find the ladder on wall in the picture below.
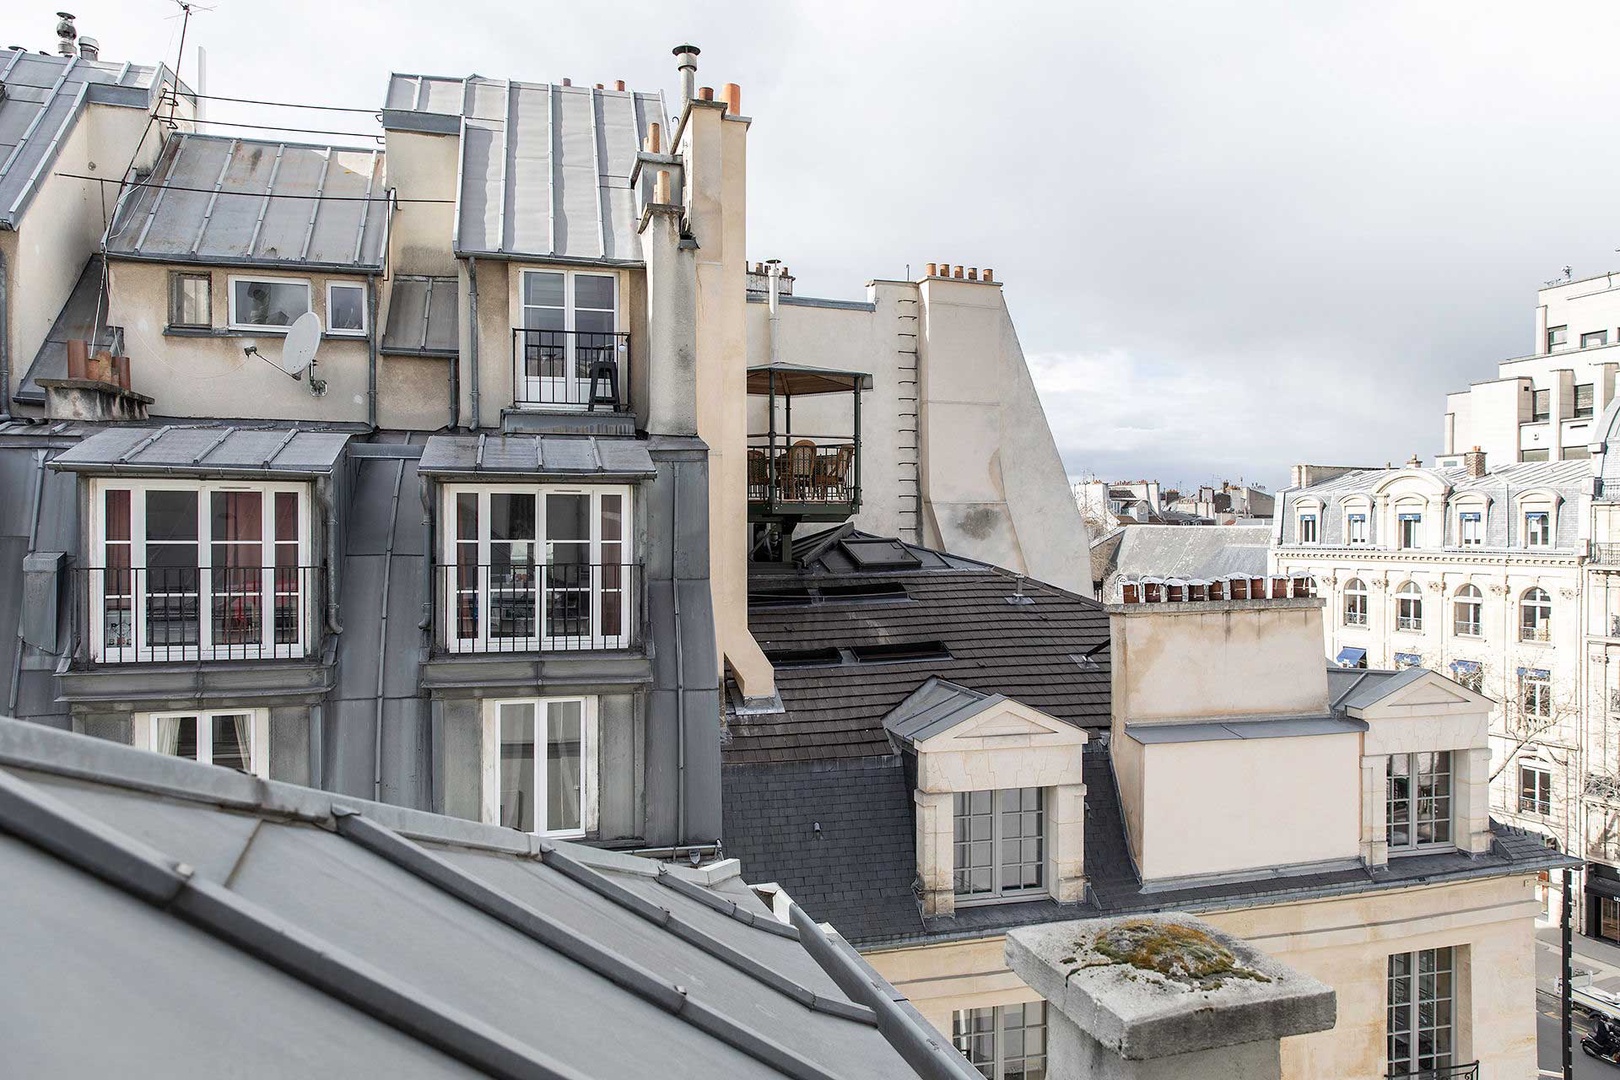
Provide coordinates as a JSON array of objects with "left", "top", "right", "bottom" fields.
[{"left": 895, "top": 293, "right": 922, "bottom": 544}]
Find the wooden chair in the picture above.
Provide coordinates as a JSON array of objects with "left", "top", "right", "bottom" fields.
[
  {"left": 747, "top": 449, "right": 767, "bottom": 500},
  {"left": 786, "top": 440, "right": 817, "bottom": 500}
]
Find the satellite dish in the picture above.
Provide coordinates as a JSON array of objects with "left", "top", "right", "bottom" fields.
[{"left": 280, "top": 311, "right": 322, "bottom": 379}]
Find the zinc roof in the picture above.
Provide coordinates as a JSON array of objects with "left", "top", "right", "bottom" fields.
[
  {"left": 384, "top": 73, "right": 664, "bottom": 263},
  {"left": 882, "top": 677, "right": 1002, "bottom": 746},
  {"left": 1099, "top": 525, "right": 1271, "bottom": 591},
  {"left": 0, "top": 48, "right": 174, "bottom": 228},
  {"left": 105, "top": 133, "right": 388, "bottom": 270},
  {"left": 0, "top": 716, "right": 962, "bottom": 1080},
  {"left": 381, "top": 276, "right": 459, "bottom": 356},
  {"left": 418, "top": 433, "right": 656, "bottom": 479},
  {"left": 1297, "top": 459, "right": 1592, "bottom": 496},
  {"left": 49, "top": 424, "right": 352, "bottom": 477}
]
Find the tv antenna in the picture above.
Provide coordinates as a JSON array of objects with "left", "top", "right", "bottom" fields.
[{"left": 243, "top": 311, "right": 326, "bottom": 395}]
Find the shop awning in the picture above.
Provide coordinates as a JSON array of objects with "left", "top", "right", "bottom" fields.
[{"left": 1335, "top": 647, "right": 1367, "bottom": 668}]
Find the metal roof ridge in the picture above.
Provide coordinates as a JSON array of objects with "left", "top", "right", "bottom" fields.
[
  {"left": 534, "top": 843, "right": 876, "bottom": 1025},
  {"left": 653, "top": 866, "right": 803, "bottom": 940},
  {"left": 0, "top": 766, "right": 588, "bottom": 1080},
  {"left": 332, "top": 810, "right": 847, "bottom": 1080}
]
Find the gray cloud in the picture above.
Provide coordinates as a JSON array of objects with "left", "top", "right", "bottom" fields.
[{"left": 59, "top": 0, "right": 1620, "bottom": 490}]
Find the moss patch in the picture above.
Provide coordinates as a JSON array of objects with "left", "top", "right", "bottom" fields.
[{"left": 1076, "top": 919, "right": 1271, "bottom": 990}]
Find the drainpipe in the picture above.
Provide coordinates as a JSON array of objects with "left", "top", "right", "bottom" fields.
[
  {"left": 366, "top": 276, "right": 379, "bottom": 429},
  {"left": 0, "top": 250, "right": 10, "bottom": 420},
  {"left": 765, "top": 259, "right": 782, "bottom": 366},
  {"left": 673, "top": 475, "right": 687, "bottom": 841},
  {"left": 466, "top": 256, "right": 481, "bottom": 431},
  {"left": 374, "top": 458, "right": 405, "bottom": 803},
  {"left": 7, "top": 450, "right": 45, "bottom": 716},
  {"left": 319, "top": 477, "right": 343, "bottom": 636}
]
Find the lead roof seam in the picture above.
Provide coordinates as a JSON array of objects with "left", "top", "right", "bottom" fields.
[
  {"left": 189, "top": 137, "right": 238, "bottom": 255},
  {"left": 0, "top": 49, "right": 24, "bottom": 85},
  {"left": 264, "top": 426, "right": 302, "bottom": 469},
  {"left": 496, "top": 80, "right": 511, "bottom": 253},
  {"left": 192, "top": 426, "right": 232, "bottom": 464},
  {"left": 299, "top": 149, "right": 332, "bottom": 262},
  {"left": 246, "top": 142, "right": 286, "bottom": 254},
  {"left": 653, "top": 868, "right": 802, "bottom": 940},
  {"left": 589, "top": 87, "right": 606, "bottom": 259},
  {"left": 332, "top": 812, "right": 843, "bottom": 1080},
  {"left": 118, "top": 424, "right": 172, "bottom": 463},
  {"left": 351, "top": 148, "right": 379, "bottom": 265},
  {"left": 545, "top": 83, "right": 557, "bottom": 256}
]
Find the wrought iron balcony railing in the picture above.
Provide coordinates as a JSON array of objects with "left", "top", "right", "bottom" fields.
[
  {"left": 435, "top": 562, "right": 641, "bottom": 654},
  {"left": 511, "top": 328, "right": 631, "bottom": 411},
  {"left": 77, "top": 565, "right": 318, "bottom": 664},
  {"left": 1386, "top": 1062, "right": 1478, "bottom": 1080},
  {"left": 1521, "top": 621, "right": 1552, "bottom": 643},
  {"left": 747, "top": 438, "right": 857, "bottom": 508}
]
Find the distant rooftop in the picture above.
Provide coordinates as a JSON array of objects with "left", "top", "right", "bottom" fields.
[
  {"left": 1294, "top": 458, "right": 1592, "bottom": 496},
  {"left": 0, "top": 48, "right": 180, "bottom": 228}
]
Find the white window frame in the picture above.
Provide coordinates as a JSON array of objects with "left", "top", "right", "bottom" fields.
[
  {"left": 951, "top": 1002, "right": 1048, "bottom": 1080},
  {"left": 952, "top": 787, "right": 1048, "bottom": 906},
  {"left": 1453, "top": 585, "right": 1483, "bottom": 637},
  {"left": 325, "top": 281, "right": 368, "bottom": 337},
  {"left": 516, "top": 268, "right": 622, "bottom": 410},
  {"left": 480, "top": 696, "right": 597, "bottom": 838},
  {"left": 1524, "top": 510, "right": 1552, "bottom": 547},
  {"left": 442, "top": 483, "right": 634, "bottom": 653},
  {"left": 1346, "top": 512, "right": 1369, "bottom": 545},
  {"left": 134, "top": 709, "right": 270, "bottom": 779},
  {"left": 89, "top": 478, "right": 312, "bottom": 663},
  {"left": 1521, "top": 669, "right": 1552, "bottom": 720},
  {"left": 1397, "top": 513, "right": 1422, "bottom": 550},
  {"left": 1519, "top": 763, "right": 1552, "bottom": 816},
  {"left": 1386, "top": 751, "right": 1454, "bottom": 854},
  {"left": 1343, "top": 578, "right": 1369, "bottom": 626},
  {"left": 1297, "top": 513, "right": 1318, "bottom": 544},
  {"left": 1387, "top": 947, "right": 1457, "bottom": 1075},
  {"left": 1457, "top": 510, "right": 1483, "bottom": 547},
  {"left": 227, "top": 275, "right": 313, "bottom": 333},
  {"left": 1395, "top": 582, "right": 1423, "bottom": 632}
]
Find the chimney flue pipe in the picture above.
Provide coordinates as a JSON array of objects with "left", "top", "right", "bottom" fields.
[{"left": 673, "top": 44, "right": 700, "bottom": 107}]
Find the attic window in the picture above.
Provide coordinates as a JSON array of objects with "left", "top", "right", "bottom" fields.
[
  {"left": 849, "top": 641, "right": 951, "bottom": 664},
  {"left": 749, "top": 581, "right": 910, "bottom": 608},
  {"left": 750, "top": 587, "right": 814, "bottom": 608},
  {"left": 818, "top": 581, "right": 909, "bottom": 602}
]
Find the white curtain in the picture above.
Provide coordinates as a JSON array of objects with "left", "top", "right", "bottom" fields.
[
  {"left": 155, "top": 716, "right": 184, "bottom": 757},
  {"left": 231, "top": 714, "right": 253, "bottom": 772},
  {"left": 547, "top": 702, "right": 582, "bottom": 832}
]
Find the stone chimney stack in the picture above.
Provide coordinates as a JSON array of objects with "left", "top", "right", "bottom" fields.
[
  {"left": 1464, "top": 446, "right": 1487, "bottom": 478},
  {"left": 1006, "top": 914, "right": 1336, "bottom": 1080}
]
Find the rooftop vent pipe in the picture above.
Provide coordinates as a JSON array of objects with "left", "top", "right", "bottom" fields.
[
  {"left": 54, "top": 11, "right": 76, "bottom": 57},
  {"left": 673, "top": 44, "right": 700, "bottom": 106},
  {"left": 766, "top": 260, "right": 783, "bottom": 365},
  {"left": 76, "top": 35, "right": 97, "bottom": 61}
]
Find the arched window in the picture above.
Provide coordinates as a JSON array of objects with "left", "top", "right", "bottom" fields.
[
  {"left": 1396, "top": 581, "right": 1423, "bottom": 631},
  {"left": 1344, "top": 578, "right": 1368, "bottom": 626},
  {"left": 1453, "top": 584, "right": 1482, "bottom": 637},
  {"left": 1521, "top": 587, "right": 1553, "bottom": 643}
]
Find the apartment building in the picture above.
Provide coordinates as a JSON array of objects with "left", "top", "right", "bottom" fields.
[{"left": 724, "top": 550, "right": 1565, "bottom": 1079}]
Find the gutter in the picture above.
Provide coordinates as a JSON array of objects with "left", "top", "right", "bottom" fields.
[
  {"left": 7, "top": 449, "right": 45, "bottom": 715},
  {"left": 0, "top": 248, "right": 9, "bottom": 419},
  {"left": 673, "top": 479, "right": 687, "bottom": 841},
  {"left": 373, "top": 458, "right": 406, "bottom": 802},
  {"left": 366, "top": 276, "right": 379, "bottom": 429},
  {"left": 466, "top": 255, "right": 480, "bottom": 431},
  {"left": 318, "top": 477, "right": 343, "bottom": 636}
]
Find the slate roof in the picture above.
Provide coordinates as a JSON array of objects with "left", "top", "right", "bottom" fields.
[
  {"left": 0, "top": 715, "right": 973, "bottom": 1080},
  {"left": 1296, "top": 459, "right": 1592, "bottom": 496},
  {"left": 0, "top": 48, "right": 177, "bottom": 228},
  {"left": 383, "top": 73, "right": 664, "bottom": 263},
  {"left": 1095, "top": 524, "right": 1272, "bottom": 599},
  {"left": 105, "top": 133, "right": 388, "bottom": 270},
  {"left": 729, "top": 535, "right": 1112, "bottom": 765}
]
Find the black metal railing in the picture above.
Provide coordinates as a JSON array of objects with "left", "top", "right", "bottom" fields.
[
  {"left": 747, "top": 437, "right": 857, "bottom": 507},
  {"left": 511, "top": 328, "right": 631, "bottom": 411},
  {"left": 78, "top": 565, "right": 317, "bottom": 663},
  {"left": 1387, "top": 1063, "right": 1478, "bottom": 1080},
  {"left": 434, "top": 562, "right": 641, "bottom": 653}
]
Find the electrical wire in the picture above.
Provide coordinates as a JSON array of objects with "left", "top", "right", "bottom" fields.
[
  {"left": 161, "top": 89, "right": 384, "bottom": 114},
  {"left": 56, "top": 173, "right": 451, "bottom": 204},
  {"left": 161, "top": 115, "right": 383, "bottom": 143}
]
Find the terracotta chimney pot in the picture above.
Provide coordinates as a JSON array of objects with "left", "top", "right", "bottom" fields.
[
  {"left": 723, "top": 83, "right": 742, "bottom": 114},
  {"left": 698, "top": 86, "right": 715, "bottom": 101}
]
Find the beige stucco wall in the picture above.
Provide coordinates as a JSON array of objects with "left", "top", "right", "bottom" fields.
[
  {"left": 1109, "top": 600, "right": 1332, "bottom": 723},
  {"left": 1132, "top": 731, "right": 1362, "bottom": 880},
  {"left": 383, "top": 128, "right": 458, "bottom": 278},
  {"left": 865, "top": 874, "right": 1541, "bottom": 1080},
  {"left": 106, "top": 260, "right": 374, "bottom": 422},
  {"left": 7, "top": 99, "right": 170, "bottom": 410}
]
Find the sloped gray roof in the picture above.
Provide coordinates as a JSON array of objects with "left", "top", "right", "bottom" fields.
[
  {"left": 49, "top": 424, "right": 352, "bottom": 477},
  {"left": 1297, "top": 459, "right": 1592, "bottom": 496},
  {"left": 418, "top": 433, "right": 656, "bottom": 479},
  {"left": 1100, "top": 525, "right": 1271, "bottom": 589},
  {"left": 883, "top": 677, "right": 1004, "bottom": 746},
  {"left": 1328, "top": 665, "right": 1432, "bottom": 712},
  {"left": 14, "top": 254, "right": 113, "bottom": 404},
  {"left": 384, "top": 73, "right": 664, "bottom": 263},
  {"left": 0, "top": 716, "right": 969, "bottom": 1080},
  {"left": 105, "top": 133, "right": 388, "bottom": 270},
  {"left": 382, "top": 276, "right": 458, "bottom": 356},
  {"left": 0, "top": 49, "right": 177, "bottom": 228}
]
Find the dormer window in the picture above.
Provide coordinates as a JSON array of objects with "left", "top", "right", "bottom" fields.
[
  {"left": 1347, "top": 513, "right": 1368, "bottom": 545},
  {"left": 1458, "top": 511, "right": 1483, "bottom": 546},
  {"left": 1297, "top": 513, "right": 1318, "bottom": 544},
  {"left": 1525, "top": 511, "right": 1551, "bottom": 547},
  {"left": 953, "top": 788, "right": 1046, "bottom": 903},
  {"left": 1387, "top": 751, "right": 1451, "bottom": 852},
  {"left": 1398, "top": 513, "right": 1422, "bottom": 549}
]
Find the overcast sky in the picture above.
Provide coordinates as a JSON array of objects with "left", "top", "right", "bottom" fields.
[{"left": 39, "top": 1, "right": 1620, "bottom": 492}]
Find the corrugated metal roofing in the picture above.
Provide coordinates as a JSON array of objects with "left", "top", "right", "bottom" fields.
[
  {"left": 381, "top": 276, "right": 458, "bottom": 355},
  {"left": 105, "top": 133, "right": 387, "bottom": 269},
  {"left": 418, "top": 433, "right": 656, "bottom": 478},
  {"left": 0, "top": 48, "right": 174, "bottom": 227},
  {"left": 49, "top": 424, "right": 352, "bottom": 476},
  {"left": 384, "top": 73, "right": 663, "bottom": 262},
  {"left": 0, "top": 718, "right": 955, "bottom": 1080}
]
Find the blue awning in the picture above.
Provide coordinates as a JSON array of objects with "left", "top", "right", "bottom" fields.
[
  {"left": 1335, "top": 647, "right": 1367, "bottom": 667},
  {"left": 1450, "top": 659, "right": 1482, "bottom": 675},
  {"left": 1398, "top": 512, "right": 1422, "bottom": 521}
]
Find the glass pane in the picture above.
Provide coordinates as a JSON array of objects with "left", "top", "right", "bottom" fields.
[
  {"left": 600, "top": 494, "right": 623, "bottom": 542},
  {"left": 173, "top": 716, "right": 199, "bottom": 761},
  {"left": 147, "top": 490, "right": 199, "bottom": 541},
  {"left": 234, "top": 279, "right": 310, "bottom": 327},
  {"left": 499, "top": 703, "right": 536, "bottom": 833},
  {"left": 523, "top": 272, "right": 566, "bottom": 309},
  {"left": 275, "top": 492, "right": 298, "bottom": 543},
  {"left": 456, "top": 492, "right": 479, "bottom": 540},
  {"left": 547, "top": 494, "right": 590, "bottom": 545},
  {"left": 329, "top": 284, "right": 365, "bottom": 331},
  {"left": 211, "top": 714, "right": 252, "bottom": 772},
  {"left": 546, "top": 700, "right": 583, "bottom": 833},
  {"left": 574, "top": 275, "right": 615, "bottom": 311},
  {"left": 574, "top": 308, "right": 615, "bottom": 335},
  {"left": 211, "top": 492, "right": 264, "bottom": 647},
  {"left": 105, "top": 489, "right": 131, "bottom": 542}
]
